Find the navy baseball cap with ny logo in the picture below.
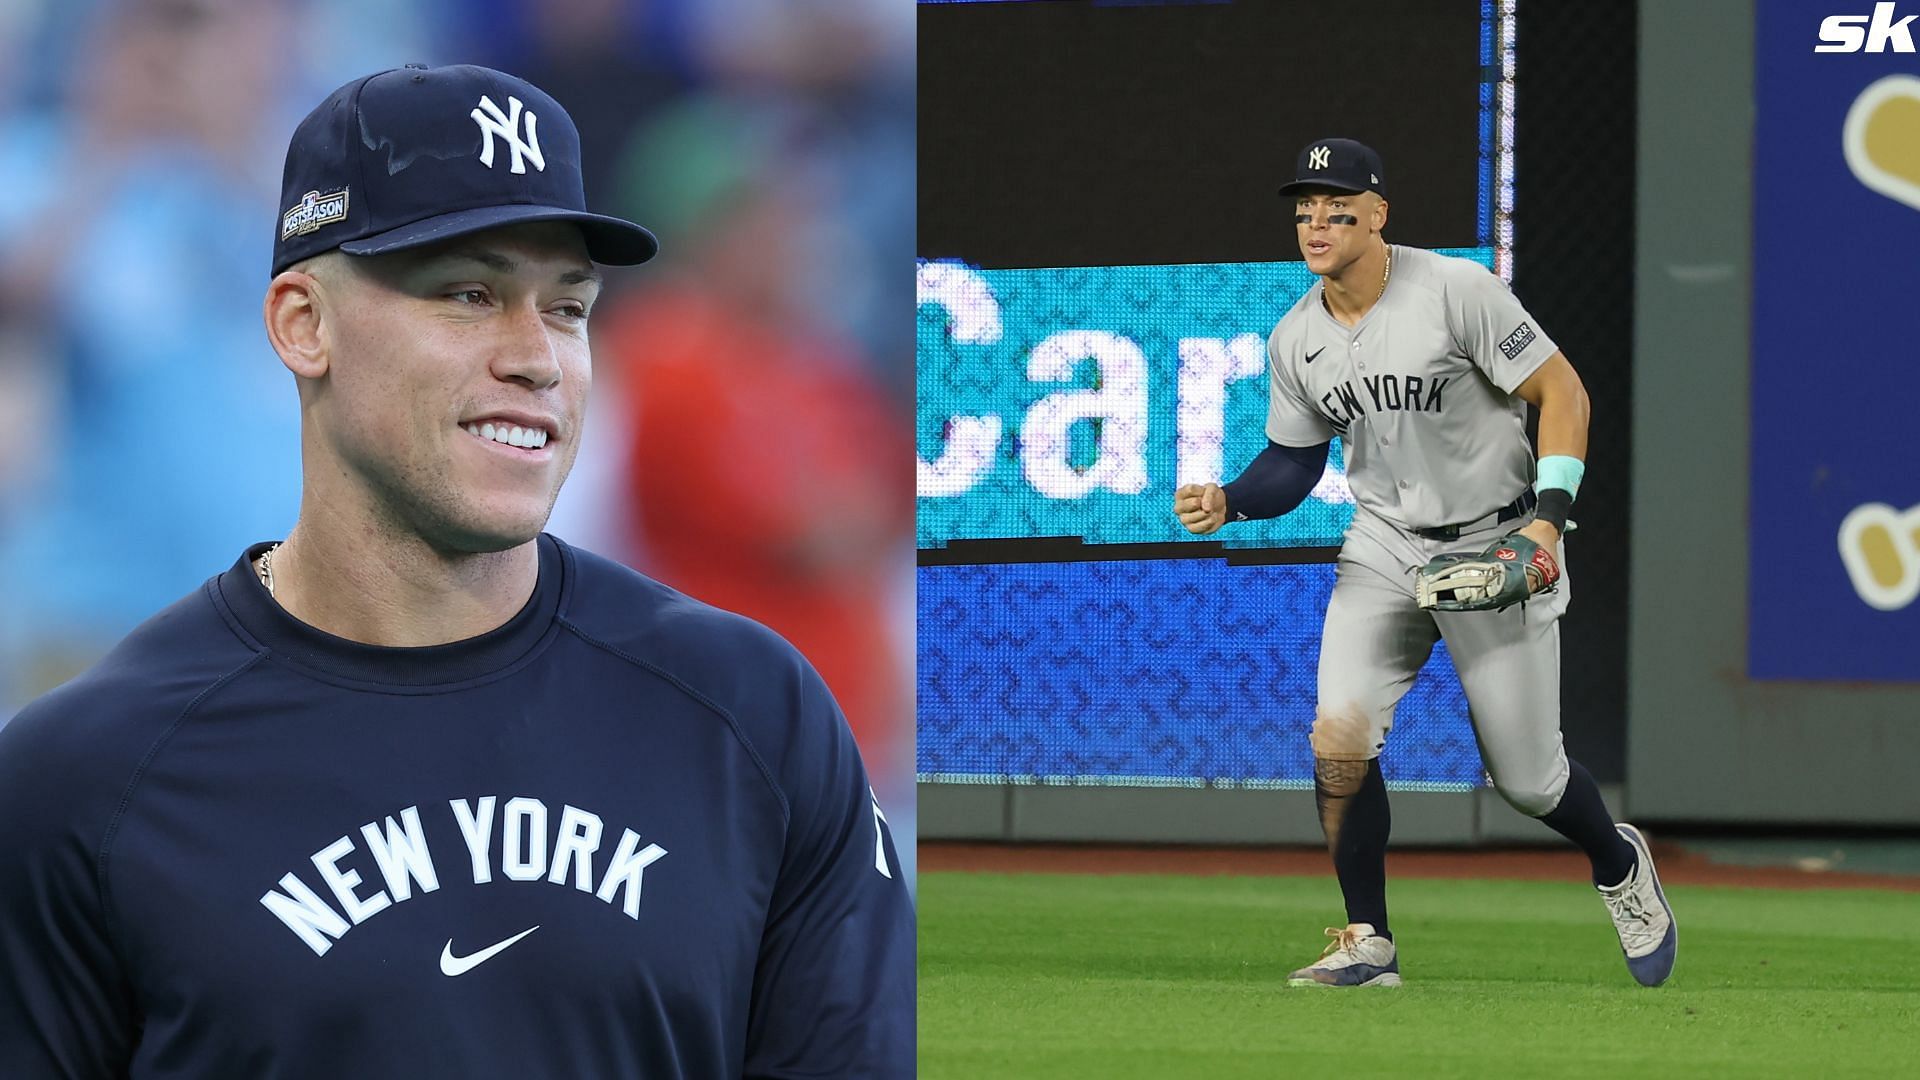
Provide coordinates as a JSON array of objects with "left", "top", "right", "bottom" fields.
[
  {"left": 1278, "top": 137, "right": 1387, "bottom": 199},
  {"left": 272, "top": 63, "right": 658, "bottom": 276}
]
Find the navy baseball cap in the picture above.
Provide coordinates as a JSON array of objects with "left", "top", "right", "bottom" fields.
[
  {"left": 1278, "top": 138, "right": 1386, "bottom": 199},
  {"left": 272, "top": 64, "right": 658, "bottom": 276}
]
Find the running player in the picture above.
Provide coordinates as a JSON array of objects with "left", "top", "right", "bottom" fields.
[
  {"left": 0, "top": 65, "right": 913, "bottom": 1076},
  {"left": 1173, "top": 138, "right": 1675, "bottom": 988}
]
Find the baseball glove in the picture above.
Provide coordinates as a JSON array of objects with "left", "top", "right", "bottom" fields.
[{"left": 1414, "top": 534, "right": 1560, "bottom": 612}]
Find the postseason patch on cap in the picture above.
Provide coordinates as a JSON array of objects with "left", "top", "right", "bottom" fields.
[
  {"left": 1498, "top": 321, "right": 1536, "bottom": 361},
  {"left": 281, "top": 189, "right": 350, "bottom": 241}
]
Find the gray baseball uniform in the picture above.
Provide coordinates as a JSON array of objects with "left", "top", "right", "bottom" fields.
[{"left": 1265, "top": 245, "right": 1572, "bottom": 813}]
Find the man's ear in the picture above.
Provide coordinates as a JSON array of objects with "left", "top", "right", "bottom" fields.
[
  {"left": 264, "top": 267, "right": 332, "bottom": 380},
  {"left": 1373, "top": 195, "right": 1390, "bottom": 234}
]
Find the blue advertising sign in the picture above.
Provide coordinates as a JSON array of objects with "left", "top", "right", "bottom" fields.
[
  {"left": 1751, "top": 0, "right": 1920, "bottom": 679},
  {"left": 915, "top": 253, "right": 1495, "bottom": 549},
  {"left": 917, "top": 559, "right": 1481, "bottom": 789},
  {"left": 915, "top": 256, "right": 1500, "bottom": 788}
]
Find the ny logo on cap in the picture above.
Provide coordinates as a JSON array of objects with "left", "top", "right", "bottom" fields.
[
  {"left": 1309, "top": 145, "right": 1331, "bottom": 170},
  {"left": 471, "top": 94, "right": 545, "bottom": 175}
]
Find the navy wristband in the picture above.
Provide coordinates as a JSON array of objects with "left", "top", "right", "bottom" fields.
[{"left": 1535, "top": 487, "right": 1574, "bottom": 533}]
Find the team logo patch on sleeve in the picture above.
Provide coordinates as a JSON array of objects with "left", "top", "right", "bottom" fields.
[
  {"left": 281, "top": 188, "right": 350, "bottom": 240},
  {"left": 1498, "top": 322, "right": 1537, "bottom": 361}
]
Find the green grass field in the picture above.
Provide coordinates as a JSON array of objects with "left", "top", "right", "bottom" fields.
[{"left": 919, "top": 871, "right": 1920, "bottom": 1078}]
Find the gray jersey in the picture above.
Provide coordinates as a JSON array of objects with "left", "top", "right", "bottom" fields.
[{"left": 1263, "top": 245, "right": 1559, "bottom": 530}]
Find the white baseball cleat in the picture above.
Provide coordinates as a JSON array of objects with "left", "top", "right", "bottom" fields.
[
  {"left": 1598, "top": 823, "right": 1678, "bottom": 987},
  {"left": 1287, "top": 923, "right": 1401, "bottom": 987}
]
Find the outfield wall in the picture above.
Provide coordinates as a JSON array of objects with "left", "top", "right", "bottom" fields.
[
  {"left": 1626, "top": 0, "right": 1920, "bottom": 826},
  {"left": 916, "top": 0, "right": 1575, "bottom": 848}
]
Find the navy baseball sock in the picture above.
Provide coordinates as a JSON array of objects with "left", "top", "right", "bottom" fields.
[
  {"left": 1538, "top": 759, "right": 1636, "bottom": 887},
  {"left": 1315, "top": 756, "right": 1392, "bottom": 940}
]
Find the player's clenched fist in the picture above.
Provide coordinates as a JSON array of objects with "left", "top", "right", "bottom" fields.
[{"left": 1174, "top": 482, "right": 1228, "bottom": 535}]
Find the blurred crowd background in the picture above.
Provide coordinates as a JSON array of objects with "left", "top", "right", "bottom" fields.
[{"left": 0, "top": 0, "right": 915, "bottom": 875}]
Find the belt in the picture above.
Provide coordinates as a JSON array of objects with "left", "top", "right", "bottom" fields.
[{"left": 1410, "top": 489, "right": 1538, "bottom": 541}]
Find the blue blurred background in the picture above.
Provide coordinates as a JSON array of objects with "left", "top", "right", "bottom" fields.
[{"left": 0, "top": 0, "right": 914, "bottom": 879}]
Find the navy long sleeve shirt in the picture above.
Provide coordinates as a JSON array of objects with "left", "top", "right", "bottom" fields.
[{"left": 0, "top": 535, "right": 914, "bottom": 1078}]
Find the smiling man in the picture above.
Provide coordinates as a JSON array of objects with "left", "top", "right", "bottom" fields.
[{"left": 0, "top": 65, "right": 913, "bottom": 1078}]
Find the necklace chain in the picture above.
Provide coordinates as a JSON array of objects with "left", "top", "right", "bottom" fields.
[{"left": 1322, "top": 244, "right": 1391, "bottom": 317}]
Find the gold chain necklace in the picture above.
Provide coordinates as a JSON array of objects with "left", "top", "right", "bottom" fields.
[{"left": 1322, "top": 244, "right": 1392, "bottom": 316}]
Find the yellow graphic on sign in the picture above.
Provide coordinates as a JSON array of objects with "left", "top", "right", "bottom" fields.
[
  {"left": 1833, "top": 78, "right": 1918, "bottom": 613},
  {"left": 1844, "top": 75, "right": 1920, "bottom": 212},
  {"left": 1838, "top": 502, "right": 1920, "bottom": 611}
]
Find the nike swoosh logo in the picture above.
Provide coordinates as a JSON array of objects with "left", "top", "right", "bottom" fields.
[
  {"left": 440, "top": 925, "right": 539, "bottom": 977},
  {"left": 1305, "top": 347, "right": 1325, "bottom": 364}
]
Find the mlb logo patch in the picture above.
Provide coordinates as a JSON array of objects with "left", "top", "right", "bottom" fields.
[
  {"left": 281, "top": 188, "right": 350, "bottom": 240},
  {"left": 1498, "top": 322, "right": 1536, "bottom": 361}
]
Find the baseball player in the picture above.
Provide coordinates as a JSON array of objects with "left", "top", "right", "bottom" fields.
[
  {"left": 0, "top": 66, "right": 913, "bottom": 1077},
  {"left": 1173, "top": 139, "right": 1676, "bottom": 988}
]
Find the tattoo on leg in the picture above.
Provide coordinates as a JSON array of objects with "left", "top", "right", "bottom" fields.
[
  {"left": 1314, "top": 756, "right": 1369, "bottom": 850},
  {"left": 1312, "top": 755, "right": 1393, "bottom": 936}
]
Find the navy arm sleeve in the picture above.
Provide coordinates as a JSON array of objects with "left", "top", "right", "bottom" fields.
[
  {"left": 0, "top": 705, "right": 138, "bottom": 1078},
  {"left": 1220, "top": 440, "right": 1330, "bottom": 522},
  {"left": 742, "top": 658, "right": 915, "bottom": 1078}
]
